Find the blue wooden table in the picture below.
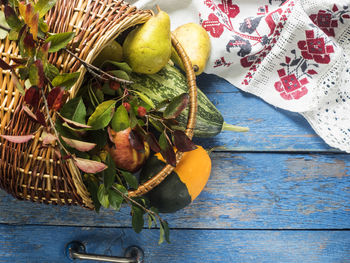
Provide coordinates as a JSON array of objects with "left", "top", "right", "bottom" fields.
[{"left": 1, "top": 74, "right": 349, "bottom": 262}]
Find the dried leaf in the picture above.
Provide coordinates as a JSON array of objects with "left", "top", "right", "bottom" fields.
[
  {"left": 41, "top": 131, "right": 57, "bottom": 145},
  {"left": 0, "top": 134, "right": 34, "bottom": 143},
  {"left": 173, "top": 130, "right": 197, "bottom": 152},
  {"left": 11, "top": 73, "right": 25, "bottom": 95},
  {"left": 61, "top": 136, "right": 96, "bottom": 152},
  {"left": 58, "top": 114, "right": 92, "bottom": 129},
  {"left": 163, "top": 93, "right": 189, "bottom": 119},
  {"left": 47, "top": 86, "right": 65, "bottom": 110},
  {"left": 145, "top": 132, "right": 161, "bottom": 153},
  {"left": 45, "top": 31, "right": 75, "bottom": 53},
  {"left": 74, "top": 157, "right": 108, "bottom": 174},
  {"left": 22, "top": 105, "right": 37, "bottom": 120},
  {"left": 129, "top": 129, "right": 144, "bottom": 152}
]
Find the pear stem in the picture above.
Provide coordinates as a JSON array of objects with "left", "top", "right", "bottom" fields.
[
  {"left": 156, "top": 5, "right": 161, "bottom": 13},
  {"left": 222, "top": 122, "right": 249, "bottom": 132}
]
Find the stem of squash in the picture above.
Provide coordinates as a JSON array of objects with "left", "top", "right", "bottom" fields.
[{"left": 222, "top": 122, "right": 249, "bottom": 132}]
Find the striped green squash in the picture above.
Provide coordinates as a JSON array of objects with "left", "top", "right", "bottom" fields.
[{"left": 130, "top": 64, "right": 247, "bottom": 137}]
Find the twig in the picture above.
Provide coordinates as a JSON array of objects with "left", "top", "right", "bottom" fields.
[
  {"left": 0, "top": 25, "right": 10, "bottom": 32},
  {"left": 63, "top": 48, "right": 133, "bottom": 85},
  {"left": 111, "top": 184, "right": 165, "bottom": 224}
]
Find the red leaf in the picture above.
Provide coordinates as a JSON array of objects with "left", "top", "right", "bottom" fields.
[
  {"left": 0, "top": 58, "right": 13, "bottom": 70},
  {"left": 24, "top": 86, "right": 40, "bottom": 109},
  {"left": 332, "top": 4, "right": 338, "bottom": 12},
  {"left": 12, "top": 58, "right": 28, "bottom": 65},
  {"left": 47, "top": 87, "right": 65, "bottom": 110},
  {"left": 41, "top": 131, "right": 57, "bottom": 145},
  {"left": 285, "top": 56, "right": 291, "bottom": 64},
  {"left": 307, "top": 69, "right": 318, "bottom": 75},
  {"left": 173, "top": 130, "right": 197, "bottom": 152},
  {"left": 57, "top": 114, "right": 92, "bottom": 129},
  {"left": 74, "top": 157, "right": 108, "bottom": 174},
  {"left": 343, "top": 14, "right": 350, "bottom": 19},
  {"left": 23, "top": 32, "right": 35, "bottom": 56},
  {"left": 145, "top": 132, "right": 161, "bottom": 153},
  {"left": 61, "top": 136, "right": 96, "bottom": 152},
  {"left": 35, "top": 110, "right": 47, "bottom": 127},
  {"left": 161, "top": 147, "right": 176, "bottom": 167},
  {"left": 0, "top": 134, "right": 34, "bottom": 143},
  {"left": 129, "top": 129, "right": 145, "bottom": 152}
]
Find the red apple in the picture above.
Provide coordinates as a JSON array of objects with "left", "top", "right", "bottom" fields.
[{"left": 106, "top": 127, "right": 149, "bottom": 172}]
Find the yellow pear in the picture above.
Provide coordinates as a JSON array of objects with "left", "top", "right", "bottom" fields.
[
  {"left": 92, "top": 40, "right": 123, "bottom": 67},
  {"left": 123, "top": 7, "right": 171, "bottom": 74},
  {"left": 172, "top": 23, "right": 211, "bottom": 75}
]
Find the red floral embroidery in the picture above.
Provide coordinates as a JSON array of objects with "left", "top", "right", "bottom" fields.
[
  {"left": 274, "top": 69, "right": 308, "bottom": 100},
  {"left": 297, "top": 30, "right": 334, "bottom": 64},
  {"left": 202, "top": 13, "right": 225, "bottom": 38},
  {"left": 310, "top": 10, "right": 338, "bottom": 37},
  {"left": 218, "top": 0, "right": 240, "bottom": 18},
  {"left": 309, "top": 4, "right": 350, "bottom": 37}
]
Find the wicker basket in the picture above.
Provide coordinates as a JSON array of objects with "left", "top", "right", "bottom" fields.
[{"left": 0, "top": 0, "right": 197, "bottom": 209}]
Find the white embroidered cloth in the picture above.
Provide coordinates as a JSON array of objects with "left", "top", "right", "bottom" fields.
[{"left": 129, "top": 0, "right": 350, "bottom": 153}]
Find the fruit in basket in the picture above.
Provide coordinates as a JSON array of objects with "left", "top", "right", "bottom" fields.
[
  {"left": 123, "top": 6, "right": 171, "bottom": 74},
  {"left": 130, "top": 64, "right": 249, "bottom": 137},
  {"left": 92, "top": 40, "right": 123, "bottom": 67},
  {"left": 171, "top": 23, "right": 211, "bottom": 75},
  {"left": 106, "top": 127, "right": 150, "bottom": 172},
  {"left": 140, "top": 145, "right": 211, "bottom": 213}
]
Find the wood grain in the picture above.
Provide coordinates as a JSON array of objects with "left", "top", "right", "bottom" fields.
[
  {"left": 195, "top": 73, "right": 335, "bottom": 152},
  {"left": 1, "top": 152, "right": 349, "bottom": 229},
  {"left": 0, "top": 225, "right": 349, "bottom": 263}
]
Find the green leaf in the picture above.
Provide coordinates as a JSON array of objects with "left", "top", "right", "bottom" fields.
[
  {"left": 29, "top": 60, "right": 45, "bottom": 88},
  {"left": 163, "top": 93, "right": 189, "bottom": 119},
  {"left": 97, "top": 184, "right": 109, "bottom": 208},
  {"left": 132, "top": 205, "right": 144, "bottom": 234},
  {"left": 46, "top": 32, "right": 75, "bottom": 53},
  {"left": 8, "top": 29, "right": 18, "bottom": 40},
  {"left": 38, "top": 18, "right": 49, "bottom": 33},
  {"left": 11, "top": 72, "right": 25, "bottom": 95},
  {"left": 147, "top": 214, "right": 156, "bottom": 229},
  {"left": 120, "top": 170, "right": 138, "bottom": 189},
  {"left": 87, "top": 100, "right": 116, "bottom": 130},
  {"left": 34, "top": 0, "right": 57, "bottom": 18},
  {"left": 113, "top": 183, "right": 128, "bottom": 195},
  {"left": 104, "top": 61, "right": 132, "bottom": 74},
  {"left": 159, "top": 220, "right": 170, "bottom": 244},
  {"left": 111, "top": 104, "right": 129, "bottom": 132},
  {"left": 103, "top": 153, "right": 116, "bottom": 189},
  {"left": 85, "top": 175, "right": 101, "bottom": 212},
  {"left": 0, "top": 11, "right": 10, "bottom": 40},
  {"left": 4, "top": 5, "right": 23, "bottom": 31},
  {"left": 52, "top": 72, "right": 80, "bottom": 89},
  {"left": 59, "top": 96, "right": 86, "bottom": 124},
  {"left": 109, "top": 70, "right": 130, "bottom": 81},
  {"left": 108, "top": 190, "right": 123, "bottom": 211},
  {"left": 44, "top": 63, "right": 59, "bottom": 81},
  {"left": 131, "top": 90, "right": 155, "bottom": 109}
]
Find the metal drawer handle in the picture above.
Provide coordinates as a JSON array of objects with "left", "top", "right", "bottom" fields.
[{"left": 66, "top": 241, "right": 144, "bottom": 263}]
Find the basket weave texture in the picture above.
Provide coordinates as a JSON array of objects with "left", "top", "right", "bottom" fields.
[{"left": 0, "top": 0, "right": 197, "bottom": 209}]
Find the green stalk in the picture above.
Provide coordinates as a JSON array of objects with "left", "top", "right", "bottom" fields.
[{"left": 222, "top": 122, "right": 249, "bottom": 132}]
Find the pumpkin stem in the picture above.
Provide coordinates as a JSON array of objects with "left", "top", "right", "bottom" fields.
[{"left": 222, "top": 122, "right": 249, "bottom": 132}]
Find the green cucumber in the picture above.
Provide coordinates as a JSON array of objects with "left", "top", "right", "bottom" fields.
[{"left": 130, "top": 64, "right": 248, "bottom": 137}]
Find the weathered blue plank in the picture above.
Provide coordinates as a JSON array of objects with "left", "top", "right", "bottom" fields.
[
  {"left": 195, "top": 73, "right": 335, "bottom": 152},
  {"left": 1, "top": 152, "right": 349, "bottom": 229},
  {"left": 0, "top": 225, "right": 349, "bottom": 263}
]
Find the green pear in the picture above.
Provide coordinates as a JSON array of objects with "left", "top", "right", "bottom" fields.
[
  {"left": 123, "top": 7, "right": 171, "bottom": 74},
  {"left": 171, "top": 23, "right": 211, "bottom": 75},
  {"left": 92, "top": 40, "right": 123, "bottom": 67}
]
